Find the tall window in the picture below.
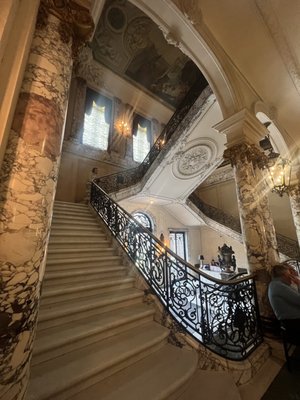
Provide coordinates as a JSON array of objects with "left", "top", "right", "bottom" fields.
[
  {"left": 133, "top": 115, "right": 151, "bottom": 163},
  {"left": 169, "top": 231, "right": 187, "bottom": 260},
  {"left": 132, "top": 211, "right": 153, "bottom": 232},
  {"left": 83, "top": 88, "right": 112, "bottom": 150}
]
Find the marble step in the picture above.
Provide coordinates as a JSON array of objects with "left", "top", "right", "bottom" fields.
[
  {"left": 41, "top": 277, "right": 134, "bottom": 304},
  {"left": 52, "top": 213, "right": 97, "bottom": 223},
  {"left": 48, "top": 238, "right": 110, "bottom": 248},
  {"left": 43, "top": 266, "right": 127, "bottom": 285},
  {"left": 46, "top": 247, "right": 117, "bottom": 259},
  {"left": 51, "top": 218, "right": 100, "bottom": 227},
  {"left": 50, "top": 231, "right": 107, "bottom": 239},
  {"left": 26, "top": 322, "right": 169, "bottom": 400},
  {"left": 70, "top": 344, "right": 198, "bottom": 400},
  {"left": 50, "top": 225, "right": 105, "bottom": 234},
  {"left": 54, "top": 202, "right": 90, "bottom": 210},
  {"left": 38, "top": 288, "right": 144, "bottom": 330},
  {"left": 32, "top": 303, "right": 155, "bottom": 366},
  {"left": 46, "top": 255, "right": 122, "bottom": 268},
  {"left": 53, "top": 208, "right": 93, "bottom": 218}
]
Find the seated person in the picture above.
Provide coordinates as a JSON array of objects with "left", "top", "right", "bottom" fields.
[{"left": 268, "top": 262, "right": 300, "bottom": 335}]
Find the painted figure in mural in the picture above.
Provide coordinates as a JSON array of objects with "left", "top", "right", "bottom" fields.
[{"left": 268, "top": 262, "right": 300, "bottom": 335}]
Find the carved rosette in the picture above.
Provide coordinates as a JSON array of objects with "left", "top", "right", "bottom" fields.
[
  {"left": 38, "top": 0, "right": 94, "bottom": 58},
  {"left": 224, "top": 142, "right": 268, "bottom": 170}
]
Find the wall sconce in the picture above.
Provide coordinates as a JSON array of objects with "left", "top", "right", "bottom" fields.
[
  {"left": 259, "top": 133, "right": 292, "bottom": 197},
  {"left": 117, "top": 119, "right": 131, "bottom": 136}
]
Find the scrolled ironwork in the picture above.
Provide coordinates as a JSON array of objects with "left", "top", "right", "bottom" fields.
[{"left": 91, "top": 183, "right": 263, "bottom": 360}]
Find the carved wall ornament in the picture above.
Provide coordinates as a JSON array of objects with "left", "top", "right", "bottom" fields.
[
  {"left": 224, "top": 142, "right": 268, "bottom": 170},
  {"left": 178, "top": 145, "right": 210, "bottom": 176},
  {"left": 74, "top": 46, "right": 106, "bottom": 88}
]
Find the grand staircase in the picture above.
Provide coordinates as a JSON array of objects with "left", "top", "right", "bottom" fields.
[{"left": 26, "top": 201, "right": 205, "bottom": 400}]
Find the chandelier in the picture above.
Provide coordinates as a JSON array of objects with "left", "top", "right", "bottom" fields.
[{"left": 259, "top": 132, "right": 292, "bottom": 197}]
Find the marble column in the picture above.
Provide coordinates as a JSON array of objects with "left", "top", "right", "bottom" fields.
[
  {"left": 0, "top": 2, "right": 93, "bottom": 399},
  {"left": 289, "top": 184, "right": 300, "bottom": 249},
  {"left": 215, "top": 110, "right": 279, "bottom": 318}
]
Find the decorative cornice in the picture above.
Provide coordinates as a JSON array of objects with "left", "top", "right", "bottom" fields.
[{"left": 214, "top": 109, "right": 268, "bottom": 147}]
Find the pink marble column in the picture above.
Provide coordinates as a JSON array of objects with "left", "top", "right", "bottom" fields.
[
  {"left": 0, "top": 2, "right": 93, "bottom": 399},
  {"left": 289, "top": 184, "right": 300, "bottom": 249},
  {"left": 215, "top": 110, "right": 279, "bottom": 318}
]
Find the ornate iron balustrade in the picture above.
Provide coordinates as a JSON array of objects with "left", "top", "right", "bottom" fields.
[
  {"left": 91, "top": 183, "right": 263, "bottom": 361},
  {"left": 189, "top": 192, "right": 300, "bottom": 259},
  {"left": 95, "top": 79, "right": 210, "bottom": 194}
]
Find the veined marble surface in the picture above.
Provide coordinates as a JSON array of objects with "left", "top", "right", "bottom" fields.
[{"left": 0, "top": 12, "right": 73, "bottom": 400}]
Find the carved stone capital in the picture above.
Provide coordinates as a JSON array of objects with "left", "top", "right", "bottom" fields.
[
  {"left": 38, "top": 0, "right": 94, "bottom": 57},
  {"left": 224, "top": 142, "right": 268, "bottom": 169}
]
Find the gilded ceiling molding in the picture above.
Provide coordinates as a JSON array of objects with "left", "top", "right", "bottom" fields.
[
  {"left": 255, "top": 0, "right": 300, "bottom": 95},
  {"left": 224, "top": 142, "right": 267, "bottom": 170},
  {"left": 38, "top": 0, "right": 94, "bottom": 56}
]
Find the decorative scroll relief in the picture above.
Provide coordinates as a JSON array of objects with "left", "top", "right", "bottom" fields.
[
  {"left": 75, "top": 46, "right": 106, "bottom": 88},
  {"left": 172, "top": 139, "right": 217, "bottom": 180},
  {"left": 178, "top": 145, "right": 210, "bottom": 175}
]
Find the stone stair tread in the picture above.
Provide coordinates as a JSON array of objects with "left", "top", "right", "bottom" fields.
[
  {"left": 42, "top": 277, "right": 134, "bottom": 296},
  {"left": 46, "top": 255, "right": 121, "bottom": 264},
  {"left": 34, "top": 303, "right": 155, "bottom": 355},
  {"left": 70, "top": 344, "right": 197, "bottom": 400},
  {"left": 39, "top": 288, "right": 143, "bottom": 318},
  {"left": 50, "top": 231, "right": 106, "bottom": 237},
  {"left": 47, "top": 247, "right": 115, "bottom": 254},
  {"left": 44, "top": 266, "right": 125, "bottom": 279},
  {"left": 27, "top": 322, "right": 169, "bottom": 400}
]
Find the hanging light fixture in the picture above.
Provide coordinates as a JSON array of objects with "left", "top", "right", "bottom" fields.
[
  {"left": 259, "top": 127, "right": 292, "bottom": 196},
  {"left": 267, "top": 156, "right": 292, "bottom": 197}
]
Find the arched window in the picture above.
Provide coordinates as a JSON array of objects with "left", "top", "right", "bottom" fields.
[
  {"left": 133, "top": 114, "right": 151, "bottom": 163},
  {"left": 83, "top": 88, "right": 112, "bottom": 150},
  {"left": 132, "top": 211, "right": 153, "bottom": 232}
]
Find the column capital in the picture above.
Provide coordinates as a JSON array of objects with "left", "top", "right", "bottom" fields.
[
  {"left": 223, "top": 142, "right": 268, "bottom": 169},
  {"left": 38, "top": 0, "right": 94, "bottom": 56},
  {"left": 214, "top": 109, "right": 269, "bottom": 147}
]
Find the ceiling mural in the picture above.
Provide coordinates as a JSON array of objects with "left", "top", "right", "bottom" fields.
[{"left": 91, "top": 0, "right": 206, "bottom": 109}]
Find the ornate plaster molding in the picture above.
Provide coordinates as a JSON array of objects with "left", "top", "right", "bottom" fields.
[{"left": 201, "top": 164, "right": 234, "bottom": 187}]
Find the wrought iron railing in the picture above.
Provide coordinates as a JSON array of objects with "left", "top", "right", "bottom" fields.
[
  {"left": 91, "top": 183, "right": 263, "bottom": 361},
  {"left": 189, "top": 192, "right": 300, "bottom": 259},
  {"left": 95, "top": 79, "right": 211, "bottom": 194}
]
